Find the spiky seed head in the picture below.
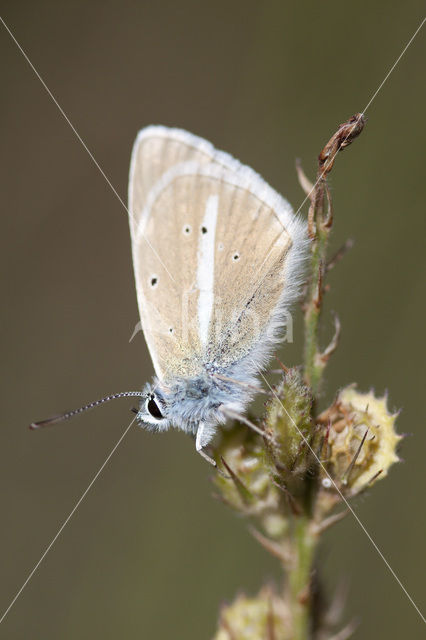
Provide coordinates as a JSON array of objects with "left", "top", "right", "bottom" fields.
[
  {"left": 213, "top": 586, "right": 292, "bottom": 640},
  {"left": 320, "top": 385, "right": 402, "bottom": 494}
]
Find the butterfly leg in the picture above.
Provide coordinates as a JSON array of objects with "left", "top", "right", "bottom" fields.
[
  {"left": 197, "top": 447, "right": 217, "bottom": 467},
  {"left": 195, "top": 422, "right": 217, "bottom": 467}
]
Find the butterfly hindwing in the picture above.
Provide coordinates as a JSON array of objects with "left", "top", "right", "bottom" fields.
[{"left": 128, "top": 127, "right": 307, "bottom": 382}]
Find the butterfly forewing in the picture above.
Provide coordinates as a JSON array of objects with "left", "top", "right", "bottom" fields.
[{"left": 128, "top": 128, "right": 215, "bottom": 238}]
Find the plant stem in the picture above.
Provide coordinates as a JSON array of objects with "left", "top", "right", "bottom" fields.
[
  {"left": 304, "top": 225, "right": 328, "bottom": 398},
  {"left": 213, "top": 114, "right": 366, "bottom": 640},
  {"left": 303, "top": 113, "right": 365, "bottom": 401},
  {"left": 288, "top": 517, "right": 316, "bottom": 639}
]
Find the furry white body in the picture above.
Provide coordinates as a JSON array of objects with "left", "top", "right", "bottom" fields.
[{"left": 128, "top": 126, "right": 308, "bottom": 453}]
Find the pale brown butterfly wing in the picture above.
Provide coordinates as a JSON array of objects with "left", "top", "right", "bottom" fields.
[
  {"left": 129, "top": 127, "right": 216, "bottom": 240},
  {"left": 128, "top": 127, "right": 307, "bottom": 382}
]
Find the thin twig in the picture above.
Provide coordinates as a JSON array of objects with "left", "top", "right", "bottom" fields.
[{"left": 326, "top": 238, "right": 355, "bottom": 272}]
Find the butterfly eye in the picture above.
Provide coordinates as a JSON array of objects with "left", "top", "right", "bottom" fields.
[{"left": 146, "top": 395, "right": 164, "bottom": 420}]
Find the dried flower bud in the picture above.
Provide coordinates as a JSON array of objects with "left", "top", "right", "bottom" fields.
[
  {"left": 213, "top": 427, "right": 288, "bottom": 538},
  {"left": 264, "top": 369, "right": 313, "bottom": 474},
  {"left": 319, "top": 386, "right": 401, "bottom": 494},
  {"left": 214, "top": 586, "right": 292, "bottom": 640}
]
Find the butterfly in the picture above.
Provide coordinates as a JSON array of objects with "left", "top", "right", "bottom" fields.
[{"left": 31, "top": 126, "right": 308, "bottom": 466}]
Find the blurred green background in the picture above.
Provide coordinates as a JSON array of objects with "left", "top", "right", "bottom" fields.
[{"left": 1, "top": 1, "right": 425, "bottom": 638}]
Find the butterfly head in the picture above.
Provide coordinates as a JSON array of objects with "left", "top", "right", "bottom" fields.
[{"left": 135, "top": 383, "right": 172, "bottom": 432}]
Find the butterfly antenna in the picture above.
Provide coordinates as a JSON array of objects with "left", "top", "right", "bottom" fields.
[{"left": 29, "top": 391, "right": 145, "bottom": 430}]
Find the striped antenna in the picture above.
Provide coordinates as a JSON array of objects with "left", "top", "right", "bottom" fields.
[{"left": 29, "top": 391, "right": 145, "bottom": 429}]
